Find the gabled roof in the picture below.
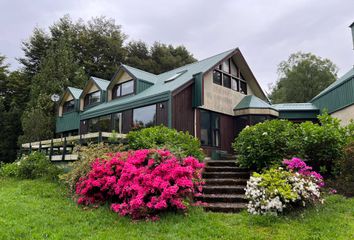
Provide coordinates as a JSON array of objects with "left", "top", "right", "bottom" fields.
[
  {"left": 81, "top": 48, "right": 238, "bottom": 119},
  {"left": 272, "top": 102, "right": 319, "bottom": 111},
  {"left": 67, "top": 87, "right": 83, "bottom": 99},
  {"left": 91, "top": 77, "right": 110, "bottom": 90},
  {"left": 234, "top": 95, "right": 275, "bottom": 110},
  {"left": 311, "top": 68, "right": 354, "bottom": 102},
  {"left": 122, "top": 64, "right": 157, "bottom": 84}
]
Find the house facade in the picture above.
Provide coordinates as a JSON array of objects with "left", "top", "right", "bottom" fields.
[{"left": 56, "top": 22, "right": 354, "bottom": 155}]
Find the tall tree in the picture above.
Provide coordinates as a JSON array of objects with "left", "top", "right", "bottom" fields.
[{"left": 269, "top": 52, "right": 338, "bottom": 103}]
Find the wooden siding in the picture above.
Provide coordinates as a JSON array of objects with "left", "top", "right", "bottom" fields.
[
  {"left": 220, "top": 114, "right": 236, "bottom": 152},
  {"left": 156, "top": 101, "right": 168, "bottom": 126},
  {"left": 122, "top": 109, "right": 133, "bottom": 133},
  {"left": 172, "top": 84, "right": 194, "bottom": 134}
]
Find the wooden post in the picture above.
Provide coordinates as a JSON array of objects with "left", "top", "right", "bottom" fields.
[
  {"left": 98, "top": 131, "right": 102, "bottom": 143},
  {"left": 39, "top": 141, "right": 42, "bottom": 152},
  {"left": 79, "top": 132, "right": 83, "bottom": 146},
  {"left": 29, "top": 142, "right": 32, "bottom": 154},
  {"left": 49, "top": 139, "right": 53, "bottom": 161},
  {"left": 62, "top": 137, "right": 67, "bottom": 161}
]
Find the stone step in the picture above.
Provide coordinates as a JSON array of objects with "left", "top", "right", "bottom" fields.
[
  {"left": 205, "top": 160, "right": 237, "bottom": 167},
  {"left": 205, "top": 178, "right": 248, "bottom": 186},
  {"left": 197, "top": 194, "right": 248, "bottom": 203},
  {"left": 204, "top": 166, "right": 249, "bottom": 173},
  {"left": 202, "top": 172, "right": 250, "bottom": 179},
  {"left": 203, "top": 185, "right": 245, "bottom": 194},
  {"left": 204, "top": 203, "right": 247, "bottom": 213}
]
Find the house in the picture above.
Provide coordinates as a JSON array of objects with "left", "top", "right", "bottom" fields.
[
  {"left": 56, "top": 22, "right": 354, "bottom": 155},
  {"left": 56, "top": 48, "right": 272, "bottom": 154}
]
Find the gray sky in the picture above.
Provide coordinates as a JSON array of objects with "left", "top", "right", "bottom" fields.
[{"left": 0, "top": 0, "right": 353, "bottom": 92}]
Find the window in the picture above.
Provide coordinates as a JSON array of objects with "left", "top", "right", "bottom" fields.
[
  {"left": 200, "top": 110, "right": 220, "bottom": 147},
  {"left": 84, "top": 91, "right": 100, "bottom": 107},
  {"left": 133, "top": 105, "right": 156, "bottom": 128},
  {"left": 230, "top": 60, "right": 238, "bottom": 77},
  {"left": 240, "top": 81, "right": 247, "bottom": 94},
  {"left": 213, "top": 70, "right": 222, "bottom": 85},
  {"left": 212, "top": 58, "right": 246, "bottom": 95},
  {"left": 223, "top": 75, "right": 231, "bottom": 88},
  {"left": 63, "top": 99, "right": 75, "bottom": 113},
  {"left": 231, "top": 77, "right": 238, "bottom": 91},
  {"left": 98, "top": 115, "right": 111, "bottom": 132},
  {"left": 113, "top": 113, "right": 122, "bottom": 133},
  {"left": 113, "top": 80, "right": 134, "bottom": 99},
  {"left": 88, "top": 117, "right": 99, "bottom": 132}
]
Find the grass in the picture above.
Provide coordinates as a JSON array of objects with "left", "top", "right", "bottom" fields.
[{"left": 0, "top": 178, "right": 353, "bottom": 240}]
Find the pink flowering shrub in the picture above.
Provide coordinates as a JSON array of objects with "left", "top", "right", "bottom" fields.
[
  {"left": 75, "top": 149, "right": 204, "bottom": 220},
  {"left": 283, "top": 157, "right": 324, "bottom": 187}
]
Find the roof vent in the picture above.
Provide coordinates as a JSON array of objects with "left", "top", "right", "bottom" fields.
[
  {"left": 164, "top": 70, "right": 187, "bottom": 83},
  {"left": 350, "top": 21, "right": 354, "bottom": 50}
]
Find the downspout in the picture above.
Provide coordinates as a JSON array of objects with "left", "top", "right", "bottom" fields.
[{"left": 168, "top": 92, "right": 172, "bottom": 128}]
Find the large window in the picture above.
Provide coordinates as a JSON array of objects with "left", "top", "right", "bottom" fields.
[
  {"left": 212, "top": 58, "right": 247, "bottom": 95},
  {"left": 113, "top": 113, "right": 122, "bottom": 133},
  {"left": 84, "top": 91, "right": 100, "bottom": 107},
  {"left": 200, "top": 110, "right": 220, "bottom": 147},
  {"left": 98, "top": 115, "right": 111, "bottom": 132},
  {"left": 113, "top": 80, "right": 134, "bottom": 99},
  {"left": 63, "top": 99, "right": 75, "bottom": 113},
  {"left": 133, "top": 105, "right": 156, "bottom": 128}
]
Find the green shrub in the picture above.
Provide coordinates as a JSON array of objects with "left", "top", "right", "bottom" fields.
[
  {"left": 335, "top": 141, "right": 354, "bottom": 197},
  {"left": 127, "top": 125, "right": 204, "bottom": 161},
  {"left": 60, "top": 143, "right": 125, "bottom": 193},
  {"left": 233, "top": 120, "right": 298, "bottom": 171},
  {"left": 0, "top": 162, "right": 19, "bottom": 178},
  {"left": 296, "top": 115, "right": 346, "bottom": 175},
  {"left": 0, "top": 152, "right": 62, "bottom": 180}
]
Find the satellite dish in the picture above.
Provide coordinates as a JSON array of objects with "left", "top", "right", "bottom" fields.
[{"left": 51, "top": 94, "right": 60, "bottom": 102}]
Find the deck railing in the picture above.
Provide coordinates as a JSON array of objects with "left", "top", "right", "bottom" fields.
[{"left": 20, "top": 132, "right": 126, "bottom": 162}]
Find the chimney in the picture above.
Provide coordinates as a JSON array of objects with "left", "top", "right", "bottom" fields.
[{"left": 350, "top": 21, "right": 354, "bottom": 50}]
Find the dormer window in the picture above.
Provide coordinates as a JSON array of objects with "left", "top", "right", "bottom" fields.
[
  {"left": 63, "top": 99, "right": 75, "bottom": 113},
  {"left": 84, "top": 90, "right": 100, "bottom": 107},
  {"left": 112, "top": 80, "right": 134, "bottom": 99}
]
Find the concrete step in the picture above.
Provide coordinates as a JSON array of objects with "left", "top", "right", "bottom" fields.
[
  {"left": 205, "top": 178, "right": 248, "bottom": 186},
  {"left": 202, "top": 172, "right": 250, "bottom": 179},
  {"left": 197, "top": 194, "right": 248, "bottom": 203},
  {"left": 203, "top": 185, "right": 245, "bottom": 194},
  {"left": 204, "top": 166, "right": 249, "bottom": 173},
  {"left": 204, "top": 203, "right": 247, "bottom": 213},
  {"left": 205, "top": 160, "right": 237, "bottom": 167}
]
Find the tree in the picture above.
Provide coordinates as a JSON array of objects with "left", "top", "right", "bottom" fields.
[{"left": 269, "top": 52, "right": 338, "bottom": 103}]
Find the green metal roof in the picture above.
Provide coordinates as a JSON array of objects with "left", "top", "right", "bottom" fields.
[
  {"left": 81, "top": 48, "right": 237, "bottom": 120},
  {"left": 122, "top": 64, "right": 157, "bottom": 84},
  {"left": 234, "top": 95, "right": 275, "bottom": 110},
  {"left": 311, "top": 68, "right": 354, "bottom": 113},
  {"left": 67, "top": 87, "right": 83, "bottom": 99},
  {"left": 311, "top": 68, "right": 354, "bottom": 101},
  {"left": 91, "top": 77, "right": 110, "bottom": 90},
  {"left": 56, "top": 111, "right": 80, "bottom": 133},
  {"left": 272, "top": 103, "right": 318, "bottom": 111}
]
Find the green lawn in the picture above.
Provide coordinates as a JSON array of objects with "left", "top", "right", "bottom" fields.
[{"left": 0, "top": 179, "right": 353, "bottom": 240}]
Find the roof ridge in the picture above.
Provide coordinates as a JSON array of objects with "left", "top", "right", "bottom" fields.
[
  {"left": 158, "top": 48, "right": 237, "bottom": 75},
  {"left": 122, "top": 64, "right": 157, "bottom": 76}
]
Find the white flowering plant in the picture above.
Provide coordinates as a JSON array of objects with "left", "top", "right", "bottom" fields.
[{"left": 245, "top": 158, "right": 324, "bottom": 215}]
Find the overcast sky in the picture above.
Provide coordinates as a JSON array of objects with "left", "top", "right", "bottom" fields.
[{"left": 0, "top": 0, "right": 353, "bottom": 92}]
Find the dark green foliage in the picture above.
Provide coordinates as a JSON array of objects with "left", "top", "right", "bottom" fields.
[
  {"left": 335, "top": 141, "right": 354, "bottom": 197},
  {"left": 297, "top": 113, "right": 346, "bottom": 175},
  {"left": 269, "top": 52, "right": 338, "bottom": 103},
  {"left": 233, "top": 120, "right": 298, "bottom": 171},
  {"left": 125, "top": 41, "right": 196, "bottom": 74},
  {"left": 0, "top": 152, "right": 62, "bottom": 180},
  {"left": 234, "top": 114, "right": 347, "bottom": 176},
  {"left": 127, "top": 125, "right": 204, "bottom": 161}
]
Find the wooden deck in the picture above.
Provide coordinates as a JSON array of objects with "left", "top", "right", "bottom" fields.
[{"left": 20, "top": 132, "right": 126, "bottom": 162}]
